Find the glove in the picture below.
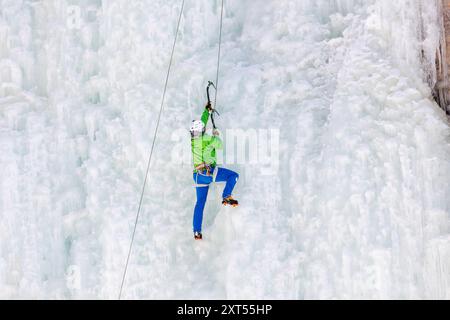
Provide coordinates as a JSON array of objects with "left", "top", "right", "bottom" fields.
[
  {"left": 213, "top": 129, "right": 220, "bottom": 137},
  {"left": 206, "top": 102, "right": 214, "bottom": 113}
]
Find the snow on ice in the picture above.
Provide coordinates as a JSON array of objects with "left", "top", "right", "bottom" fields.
[{"left": 0, "top": 0, "right": 449, "bottom": 299}]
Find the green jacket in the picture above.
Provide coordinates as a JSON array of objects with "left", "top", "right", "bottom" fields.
[{"left": 191, "top": 108, "right": 223, "bottom": 171}]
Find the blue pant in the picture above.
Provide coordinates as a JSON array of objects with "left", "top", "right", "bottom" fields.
[{"left": 192, "top": 167, "right": 239, "bottom": 233}]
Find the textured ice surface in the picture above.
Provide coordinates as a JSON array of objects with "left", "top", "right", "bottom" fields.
[{"left": 0, "top": 0, "right": 449, "bottom": 299}]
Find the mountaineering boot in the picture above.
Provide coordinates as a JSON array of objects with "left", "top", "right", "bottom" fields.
[
  {"left": 222, "top": 196, "right": 239, "bottom": 207},
  {"left": 194, "top": 232, "right": 203, "bottom": 240}
]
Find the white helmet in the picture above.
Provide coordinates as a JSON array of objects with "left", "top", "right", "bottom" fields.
[{"left": 190, "top": 120, "right": 205, "bottom": 137}]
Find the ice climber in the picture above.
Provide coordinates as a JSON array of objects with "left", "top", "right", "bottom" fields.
[{"left": 190, "top": 102, "right": 239, "bottom": 240}]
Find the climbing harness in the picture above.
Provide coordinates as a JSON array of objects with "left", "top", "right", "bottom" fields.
[
  {"left": 195, "top": 163, "right": 212, "bottom": 173},
  {"left": 193, "top": 166, "right": 218, "bottom": 188}
]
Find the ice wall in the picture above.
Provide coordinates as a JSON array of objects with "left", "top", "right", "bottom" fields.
[{"left": 0, "top": 0, "right": 449, "bottom": 299}]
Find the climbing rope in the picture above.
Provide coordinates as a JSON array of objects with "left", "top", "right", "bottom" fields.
[
  {"left": 118, "top": 0, "right": 185, "bottom": 300},
  {"left": 209, "top": 0, "right": 224, "bottom": 130},
  {"left": 214, "top": 0, "right": 224, "bottom": 109}
]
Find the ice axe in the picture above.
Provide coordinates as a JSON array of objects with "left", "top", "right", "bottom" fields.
[{"left": 206, "top": 81, "right": 220, "bottom": 129}]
